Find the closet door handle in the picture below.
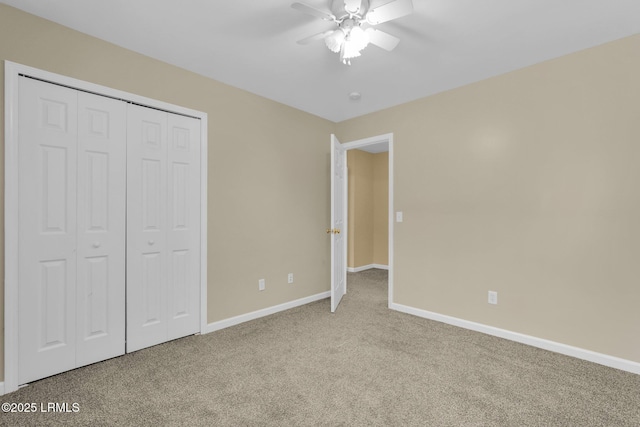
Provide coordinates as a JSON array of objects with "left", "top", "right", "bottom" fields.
[
  {"left": 92, "top": 241, "right": 101, "bottom": 248},
  {"left": 148, "top": 240, "right": 155, "bottom": 246}
]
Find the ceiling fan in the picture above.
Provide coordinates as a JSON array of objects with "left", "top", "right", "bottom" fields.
[{"left": 292, "top": 0, "right": 413, "bottom": 65}]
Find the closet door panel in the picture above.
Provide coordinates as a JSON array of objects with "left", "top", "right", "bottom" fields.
[
  {"left": 127, "top": 104, "right": 168, "bottom": 352},
  {"left": 15, "top": 74, "right": 203, "bottom": 386},
  {"left": 167, "top": 113, "right": 201, "bottom": 339},
  {"left": 18, "top": 77, "right": 78, "bottom": 384},
  {"left": 76, "top": 92, "right": 127, "bottom": 366}
]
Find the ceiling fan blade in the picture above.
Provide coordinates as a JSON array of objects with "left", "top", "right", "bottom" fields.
[
  {"left": 344, "top": 0, "right": 362, "bottom": 14},
  {"left": 366, "top": 0, "right": 413, "bottom": 25},
  {"left": 297, "top": 30, "right": 335, "bottom": 45},
  {"left": 291, "top": 2, "right": 336, "bottom": 21},
  {"left": 365, "top": 28, "right": 400, "bottom": 51}
]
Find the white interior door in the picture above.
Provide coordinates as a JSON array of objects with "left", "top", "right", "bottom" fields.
[
  {"left": 127, "top": 106, "right": 201, "bottom": 352},
  {"left": 126, "top": 104, "right": 169, "bottom": 352},
  {"left": 166, "top": 113, "right": 201, "bottom": 340},
  {"left": 17, "top": 77, "right": 127, "bottom": 384},
  {"left": 7, "top": 63, "right": 207, "bottom": 393},
  {"left": 18, "top": 77, "right": 79, "bottom": 384},
  {"left": 330, "top": 134, "right": 347, "bottom": 312},
  {"left": 76, "top": 91, "right": 127, "bottom": 366}
]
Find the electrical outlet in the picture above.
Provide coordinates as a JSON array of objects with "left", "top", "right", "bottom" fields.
[
  {"left": 259, "top": 279, "right": 265, "bottom": 291},
  {"left": 488, "top": 291, "right": 498, "bottom": 305},
  {"left": 288, "top": 273, "right": 294, "bottom": 284}
]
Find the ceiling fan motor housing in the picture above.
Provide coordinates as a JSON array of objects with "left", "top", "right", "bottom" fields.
[{"left": 331, "top": 0, "right": 370, "bottom": 19}]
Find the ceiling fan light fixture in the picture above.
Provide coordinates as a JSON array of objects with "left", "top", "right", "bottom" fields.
[
  {"left": 325, "top": 29, "right": 345, "bottom": 53},
  {"left": 341, "top": 41, "right": 362, "bottom": 60},
  {"left": 292, "top": 0, "right": 412, "bottom": 65},
  {"left": 348, "top": 26, "right": 370, "bottom": 51},
  {"left": 333, "top": 24, "right": 370, "bottom": 65}
]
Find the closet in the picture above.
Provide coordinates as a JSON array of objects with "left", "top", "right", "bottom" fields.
[{"left": 16, "top": 76, "right": 201, "bottom": 385}]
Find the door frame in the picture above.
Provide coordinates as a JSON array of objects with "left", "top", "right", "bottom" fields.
[
  {"left": 3, "top": 61, "right": 209, "bottom": 395},
  {"left": 340, "top": 133, "right": 394, "bottom": 308}
]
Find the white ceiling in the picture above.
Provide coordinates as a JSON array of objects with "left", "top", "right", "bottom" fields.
[
  {"left": 357, "top": 142, "right": 389, "bottom": 154},
  {"left": 3, "top": 0, "right": 639, "bottom": 122}
]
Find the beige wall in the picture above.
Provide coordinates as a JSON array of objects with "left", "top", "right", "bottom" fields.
[
  {"left": 0, "top": 4, "right": 333, "bottom": 381},
  {"left": 347, "top": 150, "right": 373, "bottom": 267},
  {"left": 2, "top": 3, "right": 639, "bottom": 385},
  {"left": 337, "top": 34, "right": 640, "bottom": 364},
  {"left": 347, "top": 150, "right": 388, "bottom": 268},
  {"left": 373, "top": 152, "right": 389, "bottom": 266},
  {"left": 347, "top": 152, "right": 357, "bottom": 267}
]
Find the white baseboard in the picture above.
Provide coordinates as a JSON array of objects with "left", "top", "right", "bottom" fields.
[
  {"left": 0, "top": 382, "right": 4, "bottom": 396},
  {"left": 347, "top": 264, "right": 389, "bottom": 273},
  {"left": 390, "top": 302, "right": 640, "bottom": 375},
  {"left": 203, "top": 291, "right": 331, "bottom": 334}
]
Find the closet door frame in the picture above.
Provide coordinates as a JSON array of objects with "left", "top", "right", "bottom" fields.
[{"left": 4, "top": 61, "right": 209, "bottom": 395}]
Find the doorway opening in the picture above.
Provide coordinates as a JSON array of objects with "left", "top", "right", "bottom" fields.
[{"left": 341, "top": 134, "right": 394, "bottom": 308}]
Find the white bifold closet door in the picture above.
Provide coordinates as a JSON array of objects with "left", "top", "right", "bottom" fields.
[
  {"left": 17, "top": 77, "right": 201, "bottom": 384},
  {"left": 126, "top": 104, "right": 201, "bottom": 353},
  {"left": 18, "top": 77, "right": 126, "bottom": 384}
]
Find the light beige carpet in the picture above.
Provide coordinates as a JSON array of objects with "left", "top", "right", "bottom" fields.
[{"left": 2, "top": 269, "right": 639, "bottom": 426}]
